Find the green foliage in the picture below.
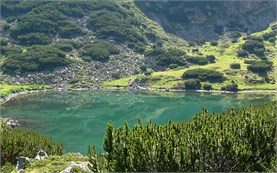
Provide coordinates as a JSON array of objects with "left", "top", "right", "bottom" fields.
[
  {"left": 70, "top": 166, "right": 87, "bottom": 173},
  {"left": 0, "top": 46, "right": 22, "bottom": 56},
  {"left": 6, "top": 4, "right": 85, "bottom": 46},
  {"left": 237, "top": 49, "right": 248, "bottom": 57},
  {"left": 182, "top": 68, "right": 225, "bottom": 82},
  {"left": 24, "top": 153, "right": 88, "bottom": 172},
  {"left": 268, "top": 37, "right": 276, "bottom": 43},
  {"left": 203, "top": 83, "right": 212, "bottom": 90},
  {"left": 221, "top": 82, "right": 238, "bottom": 91},
  {"left": 184, "top": 79, "right": 201, "bottom": 90},
  {"left": 0, "top": 39, "right": 9, "bottom": 46},
  {"left": 17, "top": 32, "right": 52, "bottom": 46},
  {"left": 2, "top": 24, "right": 11, "bottom": 31},
  {"left": 244, "top": 59, "right": 257, "bottom": 64},
  {"left": 87, "top": 9, "right": 145, "bottom": 44},
  {"left": 186, "top": 56, "right": 208, "bottom": 65},
  {"left": 230, "top": 31, "right": 241, "bottom": 39},
  {"left": 57, "top": 40, "right": 83, "bottom": 49},
  {"left": 0, "top": 162, "right": 14, "bottom": 173},
  {"left": 144, "top": 48, "right": 186, "bottom": 68},
  {"left": 55, "top": 43, "right": 73, "bottom": 52},
  {"left": 1, "top": 1, "right": 45, "bottom": 18},
  {"left": 2, "top": 45, "right": 70, "bottom": 74},
  {"left": 230, "top": 63, "right": 241, "bottom": 69},
  {"left": 241, "top": 39, "right": 265, "bottom": 57},
  {"left": 206, "top": 55, "right": 216, "bottom": 63},
  {"left": 262, "top": 31, "right": 276, "bottom": 40},
  {"left": 139, "top": 65, "right": 147, "bottom": 72},
  {"left": 0, "top": 123, "right": 63, "bottom": 166},
  {"left": 210, "top": 40, "right": 218, "bottom": 46},
  {"left": 0, "top": 84, "right": 52, "bottom": 98},
  {"left": 247, "top": 61, "right": 272, "bottom": 73},
  {"left": 80, "top": 40, "right": 119, "bottom": 62},
  {"left": 89, "top": 102, "right": 276, "bottom": 172},
  {"left": 169, "top": 63, "right": 178, "bottom": 69}
]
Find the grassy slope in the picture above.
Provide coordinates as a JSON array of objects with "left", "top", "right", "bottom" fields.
[
  {"left": 25, "top": 154, "right": 88, "bottom": 173},
  {"left": 103, "top": 22, "right": 277, "bottom": 90},
  {"left": 0, "top": 84, "right": 52, "bottom": 98}
]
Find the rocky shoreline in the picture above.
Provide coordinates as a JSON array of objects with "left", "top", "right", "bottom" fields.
[{"left": 1, "top": 86, "right": 276, "bottom": 104}]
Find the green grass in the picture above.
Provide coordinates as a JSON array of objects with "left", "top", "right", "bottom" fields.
[
  {"left": 0, "top": 84, "right": 52, "bottom": 98},
  {"left": 101, "top": 76, "right": 137, "bottom": 87},
  {"left": 25, "top": 153, "right": 88, "bottom": 173},
  {"left": 104, "top": 22, "right": 276, "bottom": 91}
]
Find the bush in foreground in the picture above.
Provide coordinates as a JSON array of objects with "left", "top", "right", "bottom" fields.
[
  {"left": 0, "top": 123, "right": 63, "bottom": 167},
  {"left": 89, "top": 102, "right": 276, "bottom": 172}
]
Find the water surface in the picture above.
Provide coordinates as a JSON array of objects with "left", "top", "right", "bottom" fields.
[{"left": 1, "top": 91, "right": 275, "bottom": 154}]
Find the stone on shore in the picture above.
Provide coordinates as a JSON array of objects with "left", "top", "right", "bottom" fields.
[
  {"left": 15, "top": 156, "right": 30, "bottom": 170},
  {"left": 35, "top": 150, "right": 48, "bottom": 160}
]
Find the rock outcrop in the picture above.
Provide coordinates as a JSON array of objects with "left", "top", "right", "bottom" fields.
[{"left": 136, "top": 0, "right": 276, "bottom": 41}]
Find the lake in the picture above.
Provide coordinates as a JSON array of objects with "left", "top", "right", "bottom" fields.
[{"left": 1, "top": 91, "right": 276, "bottom": 154}]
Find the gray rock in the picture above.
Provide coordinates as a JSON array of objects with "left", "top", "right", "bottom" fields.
[
  {"left": 59, "top": 162, "right": 90, "bottom": 173},
  {"left": 15, "top": 157, "right": 30, "bottom": 170},
  {"left": 34, "top": 150, "right": 48, "bottom": 160},
  {"left": 6, "top": 119, "right": 20, "bottom": 128},
  {"left": 17, "top": 169, "right": 26, "bottom": 173}
]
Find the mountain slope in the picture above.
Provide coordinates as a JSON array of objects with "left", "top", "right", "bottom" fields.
[
  {"left": 0, "top": 0, "right": 276, "bottom": 91},
  {"left": 135, "top": 0, "right": 276, "bottom": 41}
]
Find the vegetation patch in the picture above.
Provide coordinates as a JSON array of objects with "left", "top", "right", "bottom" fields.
[
  {"left": 182, "top": 69, "right": 225, "bottom": 82},
  {"left": 88, "top": 102, "right": 276, "bottom": 172},
  {"left": 247, "top": 61, "right": 273, "bottom": 74},
  {"left": 184, "top": 79, "right": 201, "bottom": 90},
  {"left": 0, "top": 84, "right": 52, "bottom": 98},
  {"left": 2, "top": 45, "right": 70, "bottom": 74},
  {"left": 186, "top": 56, "right": 209, "bottom": 65},
  {"left": 80, "top": 40, "right": 119, "bottom": 62},
  {"left": 144, "top": 48, "right": 187, "bottom": 68},
  {"left": 0, "top": 123, "right": 63, "bottom": 168}
]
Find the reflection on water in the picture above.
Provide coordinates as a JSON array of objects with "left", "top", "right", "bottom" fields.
[{"left": 1, "top": 91, "right": 276, "bottom": 154}]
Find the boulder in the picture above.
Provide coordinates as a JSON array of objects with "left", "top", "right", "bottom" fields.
[
  {"left": 15, "top": 157, "right": 30, "bottom": 170},
  {"left": 6, "top": 119, "right": 20, "bottom": 128},
  {"left": 34, "top": 150, "right": 48, "bottom": 160}
]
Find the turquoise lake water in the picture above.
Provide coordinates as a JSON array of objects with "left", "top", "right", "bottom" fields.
[{"left": 1, "top": 91, "right": 276, "bottom": 154}]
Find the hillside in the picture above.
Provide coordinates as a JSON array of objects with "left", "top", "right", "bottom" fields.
[
  {"left": 0, "top": 0, "right": 276, "bottom": 92},
  {"left": 135, "top": 0, "right": 276, "bottom": 41}
]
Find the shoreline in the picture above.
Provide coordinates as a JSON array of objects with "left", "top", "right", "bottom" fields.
[{"left": 1, "top": 86, "right": 276, "bottom": 104}]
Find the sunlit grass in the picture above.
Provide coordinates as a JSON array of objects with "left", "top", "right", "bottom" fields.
[
  {"left": 101, "top": 22, "right": 276, "bottom": 91},
  {"left": 0, "top": 84, "right": 52, "bottom": 98}
]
